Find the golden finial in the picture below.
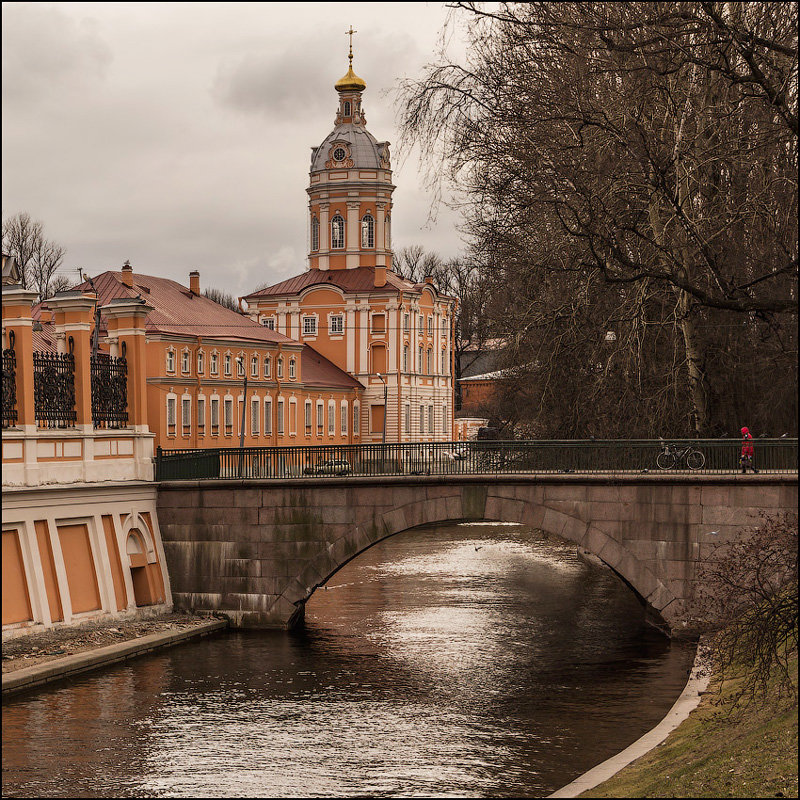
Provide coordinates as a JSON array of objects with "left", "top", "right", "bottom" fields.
[{"left": 335, "top": 25, "right": 366, "bottom": 93}]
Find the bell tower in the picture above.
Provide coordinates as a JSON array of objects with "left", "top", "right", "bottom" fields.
[{"left": 307, "top": 28, "right": 395, "bottom": 271}]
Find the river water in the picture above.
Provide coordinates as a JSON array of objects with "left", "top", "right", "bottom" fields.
[{"left": 2, "top": 522, "right": 694, "bottom": 798}]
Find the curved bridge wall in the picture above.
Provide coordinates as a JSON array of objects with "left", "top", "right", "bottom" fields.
[{"left": 156, "top": 475, "right": 797, "bottom": 636}]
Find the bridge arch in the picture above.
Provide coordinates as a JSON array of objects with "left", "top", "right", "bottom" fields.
[
  {"left": 157, "top": 474, "right": 796, "bottom": 636},
  {"left": 280, "top": 486, "right": 678, "bottom": 633}
]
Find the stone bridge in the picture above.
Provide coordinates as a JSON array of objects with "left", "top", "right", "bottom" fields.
[{"left": 156, "top": 473, "right": 797, "bottom": 637}]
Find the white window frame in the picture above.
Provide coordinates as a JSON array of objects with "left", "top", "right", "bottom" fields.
[
  {"left": 302, "top": 316, "right": 318, "bottom": 337},
  {"left": 197, "top": 395, "right": 206, "bottom": 433},
  {"left": 328, "top": 400, "right": 335, "bottom": 436},
  {"left": 224, "top": 397, "right": 234, "bottom": 434},
  {"left": 210, "top": 352, "right": 219, "bottom": 375},
  {"left": 166, "top": 349, "right": 175, "bottom": 374},
  {"left": 316, "top": 400, "right": 324, "bottom": 434},
  {"left": 264, "top": 398, "right": 272, "bottom": 435},
  {"left": 288, "top": 398, "right": 297, "bottom": 436},
  {"left": 329, "top": 314, "right": 344, "bottom": 335},
  {"left": 182, "top": 396, "right": 192, "bottom": 433},
  {"left": 419, "top": 404, "right": 425, "bottom": 434},
  {"left": 340, "top": 401, "right": 348, "bottom": 436},
  {"left": 166, "top": 395, "right": 177, "bottom": 433},
  {"left": 353, "top": 402, "right": 360, "bottom": 437},
  {"left": 311, "top": 216, "right": 320, "bottom": 251},
  {"left": 262, "top": 316, "right": 276, "bottom": 330},
  {"left": 361, "top": 214, "right": 375, "bottom": 248},
  {"left": 251, "top": 397, "right": 260, "bottom": 435},
  {"left": 181, "top": 350, "right": 190, "bottom": 374},
  {"left": 289, "top": 357, "right": 296, "bottom": 379},
  {"left": 305, "top": 400, "right": 313, "bottom": 434},
  {"left": 277, "top": 399, "right": 285, "bottom": 435},
  {"left": 331, "top": 214, "right": 345, "bottom": 249},
  {"left": 224, "top": 353, "right": 232, "bottom": 377},
  {"left": 197, "top": 351, "right": 205, "bottom": 374},
  {"left": 263, "top": 356, "right": 271, "bottom": 378},
  {"left": 210, "top": 396, "right": 220, "bottom": 432},
  {"left": 277, "top": 357, "right": 284, "bottom": 379},
  {"left": 404, "top": 404, "right": 411, "bottom": 435},
  {"left": 428, "top": 404, "right": 434, "bottom": 435},
  {"left": 251, "top": 355, "right": 259, "bottom": 378}
]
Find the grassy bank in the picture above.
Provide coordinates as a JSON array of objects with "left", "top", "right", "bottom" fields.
[{"left": 582, "top": 654, "right": 798, "bottom": 798}]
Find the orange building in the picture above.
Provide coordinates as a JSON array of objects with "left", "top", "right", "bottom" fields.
[
  {"left": 54, "top": 265, "right": 365, "bottom": 451},
  {"left": 3, "top": 284, "right": 172, "bottom": 636},
  {"left": 242, "top": 49, "right": 456, "bottom": 444}
]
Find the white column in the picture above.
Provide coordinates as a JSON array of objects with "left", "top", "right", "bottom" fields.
[
  {"left": 375, "top": 201, "right": 387, "bottom": 267},
  {"left": 358, "top": 303, "right": 369, "bottom": 374},
  {"left": 319, "top": 202, "right": 330, "bottom": 270},
  {"left": 345, "top": 302, "right": 357, "bottom": 374},
  {"left": 346, "top": 201, "right": 360, "bottom": 268}
]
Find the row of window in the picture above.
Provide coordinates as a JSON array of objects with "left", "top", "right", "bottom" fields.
[
  {"left": 402, "top": 345, "right": 449, "bottom": 376},
  {"left": 262, "top": 313, "right": 448, "bottom": 340},
  {"left": 311, "top": 214, "right": 388, "bottom": 251},
  {"left": 165, "top": 349, "right": 296, "bottom": 380},
  {"left": 166, "top": 395, "right": 360, "bottom": 439},
  {"left": 404, "top": 403, "right": 449, "bottom": 436}
]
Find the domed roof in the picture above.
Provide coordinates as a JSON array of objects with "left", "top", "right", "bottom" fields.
[
  {"left": 335, "top": 64, "right": 366, "bottom": 93},
  {"left": 310, "top": 124, "right": 389, "bottom": 172}
]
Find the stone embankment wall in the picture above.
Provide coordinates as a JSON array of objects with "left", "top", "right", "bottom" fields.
[{"left": 156, "top": 474, "right": 797, "bottom": 634}]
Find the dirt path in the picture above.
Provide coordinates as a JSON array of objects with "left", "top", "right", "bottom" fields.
[{"left": 2, "top": 613, "right": 215, "bottom": 674}]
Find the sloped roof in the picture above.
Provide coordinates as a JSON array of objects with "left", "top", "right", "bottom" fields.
[
  {"left": 301, "top": 345, "right": 363, "bottom": 390},
  {"left": 244, "top": 267, "right": 417, "bottom": 300},
  {"left": 67, "top": 271, "right": 295, "bottom": 345},
  {"left": 311, "top": 124, "right": 387, "bottom": 172}
]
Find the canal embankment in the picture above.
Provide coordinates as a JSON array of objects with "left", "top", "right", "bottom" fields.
[
  {"left": 2, "top": 612, "right": 227, "bottom": 698},
  {"left": 577, "top": 652, "right": 798, "bottom": 798}
]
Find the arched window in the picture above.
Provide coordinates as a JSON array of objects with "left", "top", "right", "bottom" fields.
[
  {"left": 343, "top": 101, "right": 351, "bottom": 116},
  {"left": 331, "top": 215, "right": 345, "bottom": 249},
  {"left": 385, "top": 214, "right": 391, "bottom": 248},
  {"left": 311, "top": 216, "right": 319, "bottom": 251},
  {"left": 361, "top": 214, "right": 374, "bottom": 248}
]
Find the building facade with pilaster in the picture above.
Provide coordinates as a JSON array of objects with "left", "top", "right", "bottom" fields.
[{"left": 242, "top": 51, "right": 456, "bottom": 443}]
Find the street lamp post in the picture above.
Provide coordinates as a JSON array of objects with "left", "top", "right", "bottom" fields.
[{"left": 235, "top": 356, "right": 248, "bottom": 477}]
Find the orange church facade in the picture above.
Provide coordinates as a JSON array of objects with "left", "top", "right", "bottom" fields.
[{"left": 242, "top": 51, "right": 456, "bottom": 443}]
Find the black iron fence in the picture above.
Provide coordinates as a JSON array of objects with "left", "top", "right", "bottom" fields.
[
  {"left": 155, "top": 438, "right": 799, "bottom": 481},
  {"left": 91, "top": 349, "right": 128, "bottom": 429},
  {"left": 2, "top": 331, "right": 17, "bottom": 428},
  {"left": 33, "top": 341, "right": 76, "bottom": 429}
]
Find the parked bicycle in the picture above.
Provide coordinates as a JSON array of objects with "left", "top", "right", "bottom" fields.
[{"left": 656, "top": 441, "right": 705, "bottom": 471}]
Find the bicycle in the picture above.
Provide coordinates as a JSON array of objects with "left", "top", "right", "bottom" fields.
[{"left": 656, "top": 441, "right": 705, "bottom": 471}]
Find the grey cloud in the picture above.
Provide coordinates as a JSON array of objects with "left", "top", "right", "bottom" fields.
[{"left": 1, "top": 4, "right": 112, "bottom": 109}]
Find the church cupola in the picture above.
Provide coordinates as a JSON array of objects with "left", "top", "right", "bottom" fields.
[{"left": 307, "top": 28, "right": 396, "bottom": 272}]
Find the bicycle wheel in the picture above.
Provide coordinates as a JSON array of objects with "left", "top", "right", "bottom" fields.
[
  {"left": 686, "top": 449, "right": 705, "bottom": 470},
  {"left": 656, "top": 451, "right": 676, "bottom": 470}
]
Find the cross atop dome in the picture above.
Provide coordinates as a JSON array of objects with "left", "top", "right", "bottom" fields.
[{"left": 335, "top": 25, "right": 366, "bottom": 93}]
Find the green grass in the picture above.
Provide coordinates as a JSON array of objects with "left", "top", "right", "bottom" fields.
[{"left": 582, "top": 654, "right": 798, "bottom": 798}]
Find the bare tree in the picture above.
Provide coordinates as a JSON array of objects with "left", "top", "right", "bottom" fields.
[
  {"left": 49, "top": 275, "right": 74, "bottom": 295},
  {"left": 203, "top": 287, "right": 241, "bottom": 312},
  {"left": 697, "top": 512, "right": 798, "bottom": 708},
  {"left": 397, "top": 2, "right": 798, "bottom": 437},
  {"left": 2, "top": 212, "right": 43, "bottom": 290},
  {"left": 30, "top": 239, "right": 66, "bottom": 300}
]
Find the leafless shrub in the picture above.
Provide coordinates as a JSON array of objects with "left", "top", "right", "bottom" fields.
[{"left": 697, "top": 512, "right": 798, "bottom": 707}]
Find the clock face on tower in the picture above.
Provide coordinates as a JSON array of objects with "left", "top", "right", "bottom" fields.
[{"left": 332, "top": 146, "right": 347, "bottom": 163}]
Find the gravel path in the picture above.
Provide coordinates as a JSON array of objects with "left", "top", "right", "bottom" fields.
[{"left": 2, "top": 613, "right": 214, "bottom": 674}]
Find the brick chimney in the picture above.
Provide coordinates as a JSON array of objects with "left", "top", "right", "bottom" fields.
[
  {"left": 374, "top": 266, "right": 387, "bottom": 288},
  {"left": 189, "top": 270, "right": 200, "bottom": 294},
  {"left": 121, "top": 260, "right": 134, "bottom": 288}
]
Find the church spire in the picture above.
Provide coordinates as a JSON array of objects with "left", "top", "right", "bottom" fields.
[{"left": 335, "top": 26, "right": 366, "bottom": 93}]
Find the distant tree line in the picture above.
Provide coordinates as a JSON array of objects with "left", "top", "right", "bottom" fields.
[{"left": 398, "top": 1, "right": 798, "bottom": 438}]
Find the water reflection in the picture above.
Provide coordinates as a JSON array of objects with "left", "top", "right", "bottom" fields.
[{"left": 2, "top": 522, "right": 694, "bottom": 798}]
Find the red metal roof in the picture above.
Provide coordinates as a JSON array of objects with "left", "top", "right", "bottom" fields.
[
  {"left": 69, "top": 271, "right": 295, "bottom": 345},
  {"left": 301, "top": 345, "right": 363, "bottom": 389},
  {"left": 244, "top": 267, "right": 417, "bottom": 299}
]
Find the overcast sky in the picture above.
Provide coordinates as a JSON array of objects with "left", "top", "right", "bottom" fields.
[{"left": 2, "top": 2, "right": 468, "bottom": 297}]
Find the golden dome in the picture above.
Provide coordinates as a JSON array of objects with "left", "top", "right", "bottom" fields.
[{"left": 335, "top": 63, "right": 366, "bottom": 93}]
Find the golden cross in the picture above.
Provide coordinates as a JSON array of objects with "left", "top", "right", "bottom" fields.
[{"left": 345, "top": 26, "right": 357, "bottom": 63}]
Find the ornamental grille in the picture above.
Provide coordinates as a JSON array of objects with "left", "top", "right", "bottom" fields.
[
  {"left": 91, "top": 346, "right": 128, "bottom": 429},
  {"left": 34, "top": 338, "right": 76, "bottom": 428},
  {"left": 2, "top": 331, "right": 17, "bottom": 428}
]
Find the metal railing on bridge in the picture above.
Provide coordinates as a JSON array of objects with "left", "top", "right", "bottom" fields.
[{"left": 154, "top": 438, "right": 798, "bottom": 482}]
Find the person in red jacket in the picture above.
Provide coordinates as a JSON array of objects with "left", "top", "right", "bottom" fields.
[{"left": 740, "top": 426, "right": 759, "bottom": 473}]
